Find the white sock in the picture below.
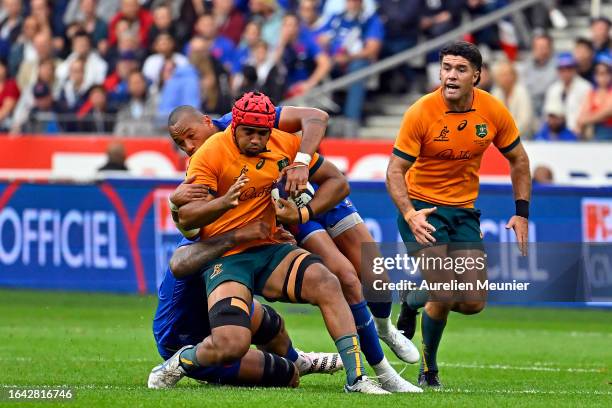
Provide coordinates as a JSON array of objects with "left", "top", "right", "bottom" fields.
[
  {"left": 372, "top": 357, "right": 397, "bottom": 378},
  {"left": 374, "top": 317, "right": 392, "bottom": 335}
]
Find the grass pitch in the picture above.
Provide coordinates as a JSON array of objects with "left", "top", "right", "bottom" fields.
[{"left": 0, "top": 289, "right": 610, "bottom": 407}]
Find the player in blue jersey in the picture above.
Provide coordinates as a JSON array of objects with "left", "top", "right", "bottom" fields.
[
  {"left": 167, "top": 104, "right": 421, "bottom": 393},
  {"left": 149, "top": 219, "right": 342, "bottom": 388}
]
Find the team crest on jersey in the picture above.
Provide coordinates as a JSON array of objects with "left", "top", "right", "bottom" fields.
[
  {"left": 277, "top": 158, "right": 289, "bottom": 171},
  {"left": 475, "top": 124, "right": 488, "bottom": 138},
  {"left": 434, "top": 125, "right": 450, "bottom": 142},
  {"left": 256, "top": 158, "right": 266, "bottom": 169},
  {"left": 210, "top": 264, "right": 223, "bottom": 279}
]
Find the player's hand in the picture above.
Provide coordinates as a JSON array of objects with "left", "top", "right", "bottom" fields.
[
  {"left": 281, "top": 163, "right": 309, "bottom": 197},
  {"left": 273, "top": 226, "right": 297, "bottom": 245},
  {"left": 506, "top": 215, "right": 528, "bottom": 256},
  {"left": 234, "top": 220, "right": 271, "bottom": 243},
  {"left": 221, "top": 174, "right": 249, "bottom": 210},
  {"left": 273, "top": 197, "right": 300, "bottom": 225},
  {"left": 405, "top": 207, "right": 437, "bottom": 246},
  {"left": 170, "top": 176, "right": 211, "bottom": 207}
]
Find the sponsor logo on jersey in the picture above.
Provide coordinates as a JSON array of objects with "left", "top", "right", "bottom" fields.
[
  {"left": 458, "top": 120, "right": 468, "bottom": 131},
  {"left": 239, "top": 183, "right": 275, "bottom": 201},
  {"left": 210, "top": 264, "right": 223, "bottom": 280},
  {"left": 435, "top": 149, "right": 473, "bottom": 160},
  {"left": 434, "top": 125, "right": 450, "bottom": 142},
  {"left": 476, "top": 123, "right": 488, "bottom": 138}
]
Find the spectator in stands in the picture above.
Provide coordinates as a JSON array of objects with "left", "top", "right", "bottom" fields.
[
  {"left": 24, "top": 81, "right": 61, "bottom": 133},
  {"left": 520, "top": 32, "right": 557, "bottom": 119},
  {"left": 11, "top": 57, "right": 57, "bottom": 133},
  {"left": 106, "top": 30, "right": 146, "bottom": 72},
  {"left": 477, "top": 61, "right": 492, "bottom": 93},
  {"left": 192, "top": 13, "right": 236, "bottom": 73},
  {"left": 534, "top": 99, "right": 578, "bottom": 141},
  {"left": 149, "top": 4, "right": 188, "bottom": 52},
  {"left": 239, "top": 39, "right": 286, "bottom": 102},
  {"left": 249, "top": 0, "right": 285, "bottom": 47},
  {"left": 156, "top": 50, "right": 201, "bottom": 122},
  {"left": 532, "top": 165, "right": 554, "bottom": 185},
  {"left": 377, "top": 0, "right": 420, "bottom": 93},
  {"left": 274, "top": 13, "right": 330, "bottom": 97},
  {"left": 212, "top": 0, "right": 246, "bottom": 46},
  {"left": 29, "top": 0, "right": 64, "bottom": 53},
  {"left": 64, "top": 0, "right": 120, "bottom": 26},
  {"left": 108, "top": 0, "right": 154, "bottom": 49},
  {"left": 298, "top": 0, "right": 325, "bottom": 35},
  {"left": 574, "top": 37, "right": 595, "bottom": 83},
  {"left": 7, "top": 16, "right": 43, "bottom": 78},
  {"left": 0, "top": 0, "right": 23, "bottom": 62},
  {"left": 79, "top": 85, "right": 115, "bottom": 133},
  {"left": 491, "top": 60, "right": 534, "bottom": 137},
  {"left": 0, "top": 60, "right": 19, "bottom": 131},
  {"left": 56, "top": 31, "right": 107, "bottom": 91},
  {"left": 98, "top": 141, "right": 129, "bottom": 171},
  {"left": 318, "top": 0, "right": 383, "bottom": 126},
  {"left": 114, "top": 71, "right": 158, "bottom": 136},
  {"left": 104, "top": 51, "right": 139, "bottom": 109},
  {"left": 544, "top": 52, "right": 592, "bottom": 133},
  {"left": 65, "top": 0, "right": 108, "bottom": 53},
  {"left": 576, "top": 55, "right": 612, "bottom": 141},
  {"left": 188, "top": 35, "right": 232, "bottom": 115},
  {"left": 15, "top": 31, "right": 61, "bottom": 97},
  {"left": 590, "top": 16, "right": 611, "bottom": 56},
  {"left": 143, "top": 32, "right": 189, "bottom": 88},
  {"left": 57, "top": 58, "right": 90, "bottom": 131},
  {"left": 234, "top": 21, "right": 262, "bottom": 74}
]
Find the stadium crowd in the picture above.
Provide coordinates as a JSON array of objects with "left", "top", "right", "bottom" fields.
[{"left": 0, "top": 0, "right": 610, "bottom": 140}]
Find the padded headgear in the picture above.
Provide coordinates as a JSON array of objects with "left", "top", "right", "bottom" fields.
[{"left": 231, "top": 91, "right": 276, "bottom": 132}]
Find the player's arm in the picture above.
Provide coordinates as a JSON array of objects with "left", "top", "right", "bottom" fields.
[
  {"left": 274, "top": 159, "right": 349, "bottom": 225},
  {"left": 502, "top": 142, "right": 531, "bottom": 255},
  {"left": 170, "top": 220, "right": 271, "bottom": 279},
  {"left": 386, "top": 154, "right": 437, "bottom": 245},
  {"left": 278, "top": 107, "right": 330, "bottom": 195},
  {"left": 177, "top": 174, "right": 249, "bottom": 230}
]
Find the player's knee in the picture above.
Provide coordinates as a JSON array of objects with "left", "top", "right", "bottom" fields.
[
  {"left": 212, "top": 331, "right": 251, "bottom": 362},
  {"left": 310, "top": 266, "right": 343, "bottom": 304},
  {"left": 334, "top": 267, "right": 362, "bottom": 304},
  {"left": 252, "top": 304, "right": 284, "bottom": 345},
  {"left": 208, "top": 296, "right": 252, "bottom": 362},
  {"left": 458, "top": 301, "right": 486, "bottom": 315}
]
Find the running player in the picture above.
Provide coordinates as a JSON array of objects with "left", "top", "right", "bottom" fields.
[
  {"left": 149, "top": 219, "right": 342, "bottom": 388},
  {"left": 168, "top": 104, "right": 420, "bottom": 392},
  {"left": 387, "top": 42, "right": 531, "bottom": 387},
  {"left": 150, "top": 92, "right": 389, "bottom": 394}
]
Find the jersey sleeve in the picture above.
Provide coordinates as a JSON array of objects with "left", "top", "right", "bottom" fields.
[
  {"left": 493, "top": 104, "right": 521, "bottom": 154},
  {"left": 186, "top": 144, "right": 220, "bottom": 195},
  {"left": 393, "top": 103, "right": 425, "bottom": 162}
]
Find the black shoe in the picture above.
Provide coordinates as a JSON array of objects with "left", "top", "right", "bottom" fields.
[
  {"left": 397, "top": 302, "right": 418, "bottom": 340},
  {"left": 418, "top": 371, "right": 442, "bottom": 388}
]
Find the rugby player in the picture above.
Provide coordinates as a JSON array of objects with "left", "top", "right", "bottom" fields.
[
  {"left": 149, "top": 219, "right": 342, "bottom": 388},
  {"left": 167, "top": 104, "right": 420, "bottom": 392},
  {"left": 150, "top": 92, "right": 389, "bottom": 394},
  {"left": 386, "top": 42, "right": 531, "bottom": 387}
]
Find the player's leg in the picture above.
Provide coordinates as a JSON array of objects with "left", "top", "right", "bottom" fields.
[
  {"left": 331, "top": 219, "right": 420, "bottom": 363},
  {"left": 258, "top": 246, "right": 390, "bottom": 394},
  {"left": 301, "top": 231, "right": 420, "bottom": 392},
  {"left": 251, "top": 299, "right": 343, "bottom": 375}
]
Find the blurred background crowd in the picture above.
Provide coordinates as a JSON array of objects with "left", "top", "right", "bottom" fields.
[{"left": 0, "top": 0, "right": 610, "bottom": 140}]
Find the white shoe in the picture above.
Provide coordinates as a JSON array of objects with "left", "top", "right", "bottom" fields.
[
  {"left": 295, "top": 349, "right": 343, "bottom": 375},
  {"left": 147, "top": 345, "right": 190, "bottom": 389},
  {"left": 377, "top": 324, "right": 420, "bottom": 364},
  {"left": 379, "top": 372, "right": 423, "bottom": 393},
  {"left": 344, "top": 376, "right": 391, "bottom": 395}
]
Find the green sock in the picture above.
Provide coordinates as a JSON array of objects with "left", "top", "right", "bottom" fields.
[
  {"left": 178, "top": 346, "right": 201, "bottom": 372},
  {"left": 406, "top": 289, "right": 428, "bottom": 310},
  {"left": 420, "top": 310, "right": 446, "bottom": 374},
  {"left": 335, "top": 334, "right": 367, "bottom": 385}
]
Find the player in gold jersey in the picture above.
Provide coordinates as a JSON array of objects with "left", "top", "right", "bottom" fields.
[{"left": 386, "top": 42, "right": 531, "bottom": 387}]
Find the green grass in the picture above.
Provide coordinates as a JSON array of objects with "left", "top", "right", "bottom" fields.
[{"left": 0, "top": 289, "right": 611, "bottom": 407}]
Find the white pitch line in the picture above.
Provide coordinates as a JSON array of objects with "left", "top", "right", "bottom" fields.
[{"left": 390, "top": 361, "right": 606, "bottom": 373}]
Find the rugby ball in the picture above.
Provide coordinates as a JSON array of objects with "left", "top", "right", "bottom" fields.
[{"left": 271, "top": 178, "right": 315, "bottom": 208}]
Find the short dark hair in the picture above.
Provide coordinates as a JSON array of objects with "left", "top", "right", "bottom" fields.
[
  {"left": 439, "top": 41, "right": 483, "bottom": 71},
  {"left": 439, "top": 41, "right": 482, "bottom": 85},
  {"left": 575, "top": 37, "right": 593, "bottom": 50},
  {"left": 168, "top": 105, "right": 202, "bottom": 128}
]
